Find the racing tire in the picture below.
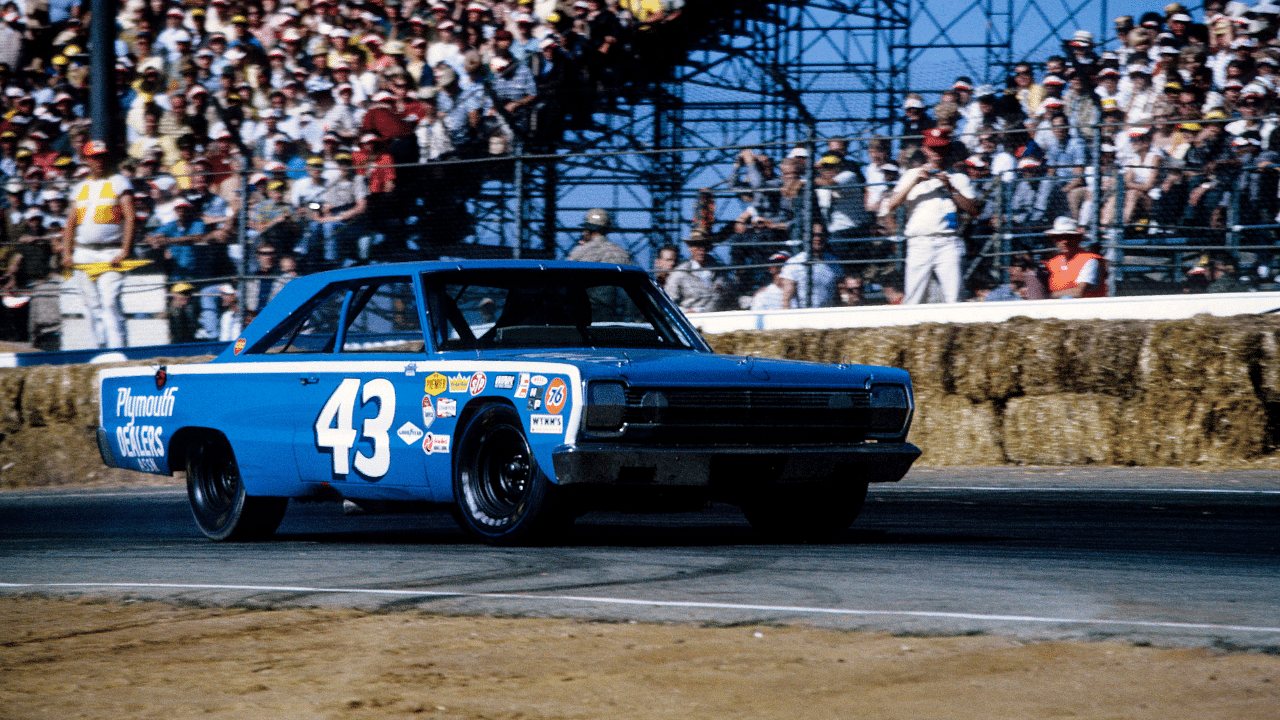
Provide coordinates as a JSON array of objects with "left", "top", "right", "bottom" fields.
[
  {"left": 740, "top": 480, "right": 869, "bottom": 543},
  {"left": 453, "top": 405, "right": 571, "bottom": 545},
  {"left": 186, "top": 436, "right": 288, "bottom": 542}
]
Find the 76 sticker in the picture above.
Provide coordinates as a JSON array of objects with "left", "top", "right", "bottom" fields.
[{"left": 545, "top": 378, "right": 567, "bottom": 414}]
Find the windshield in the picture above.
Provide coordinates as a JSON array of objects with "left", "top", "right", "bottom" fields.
[{"left": 424, "top": 269, "right": 699, "bottom": 351}]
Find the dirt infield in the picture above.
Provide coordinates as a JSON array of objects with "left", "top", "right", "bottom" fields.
[{"left": 2, "top": 596, "right": 1277, "bottom": 720}]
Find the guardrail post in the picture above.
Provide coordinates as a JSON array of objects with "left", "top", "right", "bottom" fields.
[{"left": 513, "top": 138, "right": 524, "bottom": 260}]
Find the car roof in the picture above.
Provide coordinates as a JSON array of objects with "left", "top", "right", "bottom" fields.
[{"left": 226, "top": 260, "right": 652, "bottom": 359}]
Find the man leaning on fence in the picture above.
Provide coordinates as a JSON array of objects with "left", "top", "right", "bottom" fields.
[{"left": 879, "top": 127, "right": 980, "bottom": 304}]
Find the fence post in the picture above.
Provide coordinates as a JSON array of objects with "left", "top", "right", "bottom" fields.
[
  {"left": 235, "top": 169, "right": 249, "bottom": 333},
  {"left": 1226, "top": 169, "right": 1240, "bottom": 268},
  {"left": 802, "top": 132, "right": 816, "bottom": 307},
  {"left": 513, "top": 138, "right": 524, "bottom": 260}
]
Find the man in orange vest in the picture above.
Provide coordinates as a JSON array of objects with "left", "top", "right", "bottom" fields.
[{"left": 1043, "top": 216, "right": 1107, "bottom": 298}]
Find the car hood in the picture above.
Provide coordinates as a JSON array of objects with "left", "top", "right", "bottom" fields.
[{"left": 486, "top": 349, "right": 912, "bottom": 390}]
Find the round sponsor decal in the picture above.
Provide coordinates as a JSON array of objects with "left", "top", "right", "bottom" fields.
[
  {"left": 233, "top": 338, "right": 247, "bottom": 355},
  {"left": 469, "top": 371, "right": 486, "bottom": 396},
  {"left": 545, "top": 377, "right": 567, "bottom": 414},
  {"left": 531, "top": 374, "right": 548, "bottom": 387}
]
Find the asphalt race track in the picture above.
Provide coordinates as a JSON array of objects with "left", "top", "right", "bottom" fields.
[{"left": 2, "top": 468, "right": 1278, "bottom": 649}]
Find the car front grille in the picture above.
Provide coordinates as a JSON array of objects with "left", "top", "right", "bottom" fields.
[{"left": 616, "top": 387, "right": 872, "bottom": 444}]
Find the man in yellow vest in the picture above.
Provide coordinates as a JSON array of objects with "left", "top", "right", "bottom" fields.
[{"left": 61, "top": 140, "right": 137, "bottom": 348}]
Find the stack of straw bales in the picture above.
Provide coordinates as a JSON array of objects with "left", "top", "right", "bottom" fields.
[{"left": 707, "top": 314, "right": 1280, "bottom": 467}]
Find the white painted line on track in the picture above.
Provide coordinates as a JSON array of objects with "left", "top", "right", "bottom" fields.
[
  {"left": 886, "top": 486, "right": 1280, "bottom": 495},
  {"left": 3, "top": 582, "right": 1278, "bottom": 635}
]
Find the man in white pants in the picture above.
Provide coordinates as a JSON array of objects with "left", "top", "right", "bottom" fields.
[
  {"left": 61, "top": 140, "right": 136, "bottom": 349},
  {"left": 879, "top": 127, "right": 980, "bottom": 304}
]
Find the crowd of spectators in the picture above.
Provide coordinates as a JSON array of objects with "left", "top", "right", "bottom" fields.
[
  {"left": 0, "top": 0, "right": 687, "bottom": 346},
  {"left": 691, "top": 1, "right": 1280, "bottom": 307}
]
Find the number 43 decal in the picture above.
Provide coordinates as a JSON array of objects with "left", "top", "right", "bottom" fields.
[{"left": 315, "top": 378, "right": 396, "bottom": 478}]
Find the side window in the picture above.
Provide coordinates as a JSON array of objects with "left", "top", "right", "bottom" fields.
[
  {"left": 341, "top": 280, "right": 424, "bottom": 353},
  {"left": 433, "top": 284, "right": 509, "bottom": 350},
  {"left": 260, "top": 286, "right": 347, "bottom": 354}
]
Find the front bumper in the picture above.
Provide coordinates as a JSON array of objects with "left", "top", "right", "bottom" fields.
[{"left": 551, "top": 442, "right": 921, "bottom": 486}]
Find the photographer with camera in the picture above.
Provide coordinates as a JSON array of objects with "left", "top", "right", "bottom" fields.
[{"left": 879, "top": 127, "right": 980, "bottom": 304}]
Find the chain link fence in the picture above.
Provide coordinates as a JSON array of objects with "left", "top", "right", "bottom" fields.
[{"left": 8, "top": 115, "right": 1280, "bottom": 349}]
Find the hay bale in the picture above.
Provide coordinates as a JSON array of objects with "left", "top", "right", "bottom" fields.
[
  {"left": 0, "top": 423, "right": 116, "bottom": 489},
  {"left": 836, "top": 326, "right": 910, "bottom": 369},
  {"left": 1018, "top": 319, "right": 1071, "bottom": 395},
  {"left": 949, "top": 322, "right": 1027, "bottom": 402},
  {"left": 1059, "top": 319, "right": 1149, "bottom": 396},
  {"left": 910, "top": 391, "right": 1005, "bottom": 466},
  {"left": 901, "top": 323, "right": 957, "bottom": 393},
  {"left": 1127, "top": 389, "right": 1269, "bottom": 465},
  {"left": 1138, "top": 316, "right": 1259, "bottom": 396},
  {"left": 1001, "top": 394, "right": 1125, "bottom": 465},
  {"left": 0, "top": 368, "right": 25, "bottom": 434}
]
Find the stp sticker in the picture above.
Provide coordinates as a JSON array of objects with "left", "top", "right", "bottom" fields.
[
  {"left": 397, "top": 421, "right": 424, "bottom": 446},
  {"left": 530, "top": 415, "right": 563, "bottom": 434},
  {"left": 515, "top": 373, "right": 530, "bottom": 398},
  {"left": 448, "top": 373, "right": 470, "bottom": 393},
  {"left": 436, "top": 397, "right": 457, "bottom": 418},
  {"left": 424, "top": 372, "right": 447, "bottom": 396},
  {"left": 233, "top": 338, "right": 247, "bottom": 355},
  {"left": 495, "top": 374, "right": 515, "bottom": 390},
  {"left": 545, "top": 378, "right": 567, "bottom": 414},
  {"left": 421, "top": 396, "right": 436, "bottom": 428},
  {"left": 468, "top": 372, "right": 486, "bottom": 396},
  {"left": 422, "top": 433, "right": 450, "bottom": 455},
  {"left": 531, "top": 375, "right": 548, "bottom": 387}
]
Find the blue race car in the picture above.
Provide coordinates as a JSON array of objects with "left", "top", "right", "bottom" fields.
[{"left": 97, "top": 261, "right": 920, "bottom": 544}]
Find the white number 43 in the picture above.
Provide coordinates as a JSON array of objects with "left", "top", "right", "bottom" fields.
[{"left": 315, "top": 378, "right": 397, "bottom": 478}]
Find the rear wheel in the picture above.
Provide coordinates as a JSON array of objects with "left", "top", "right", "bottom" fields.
[
  {"left": 453, "top": 405, "right": 571, "bottom": 545},
  {"left": 186, "top": 436, "right": 287, "bottom": 541},
  {"left": 740, "top": 480, "right": 868, "bottom": 543}
]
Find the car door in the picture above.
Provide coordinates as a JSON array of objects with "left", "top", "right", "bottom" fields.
[{"left": 285, "top": 276, "right": 435, "bottom": 494}]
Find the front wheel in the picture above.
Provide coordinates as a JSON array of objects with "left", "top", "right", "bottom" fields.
[
  {"left": 186, "top": 435, "right": 288, "bottom": 541},
  {"left": 740, "top": 480, "right": 869, "bottom": 543},
  {"left": 453, "top": 405, "right": 571, "bottom": 545}
]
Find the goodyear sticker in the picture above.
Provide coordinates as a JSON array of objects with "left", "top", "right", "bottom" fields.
[
  {"left": 424, "top": 372, "right": 447, "bottom": 396},
  {"left": 397, "top": 421, "right": 424, "bottom": 446},
  {"left": 545, "top": 378, "right": 567, "bottom": 414},
  {"left": 448, "top": 373, "right": 470, "bottom": 393}
]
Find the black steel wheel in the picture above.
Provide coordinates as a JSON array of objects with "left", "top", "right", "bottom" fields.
[
  {"left": 186, "top": 435, "right": 287, "bottom": 541},
  {"left": 453, "top": 405, "right": 570, "bottom": 545},
  {"left": 740, "top": 480, "right": 869, "bottom": 543}
]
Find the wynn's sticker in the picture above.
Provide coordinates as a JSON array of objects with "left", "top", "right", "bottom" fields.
[
  {"left": 515, "top": 373, "right": 530, "bottom": 398},
  {"left": 421, "top": 396, "right": 435, "bottom": 428},
  {"left": 436, "top": 397, "right": 457, "bottom": 418},
  {"left": 495, "top": 374, "right": 515, "bottom": 390},
  {"left": 545, "top": 378, "right": 567, "bottom": 414},
  {"left": 424, "top": 372, "right": 447, "bottom": 396},
  {"left": 468, "top": 371, "right": 487, "bottom": 396},
  {"left": 530, "top": 414, "right": 563, "bottom": 434},
  {"left": 422, "top": 432, "right": 450, "bottom": 455},
  {"left": 397, "top": 421, "right": 424, "bottom": 446}
]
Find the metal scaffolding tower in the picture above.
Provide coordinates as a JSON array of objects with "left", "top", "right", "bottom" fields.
[{"left": 465, "top": 0, "right": 1109, "bottom": 265}]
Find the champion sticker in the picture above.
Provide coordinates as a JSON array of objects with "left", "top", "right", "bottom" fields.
[
  {"left": 515, "top": 373, "right": 530, "bottom": 398},
  {"left": 421, "top": 396, "right": 435, "bottom": 428},
  {"left": 531, "top": 374, "right": 548, "bottom": 387},
  {"left": 422, "top": 432, "right": 450, "bottom": 455},
  {"left": 397, "top": 421, "right": 424, "bottom": 446},
  {"left": 448, "top": 373, "right": 470, "bottom": 393},
  {"left": 530, "top": 414, "right": 563, "bottom": 434},
  {"left": 424, "top": 372, "right": 447, "bottom": 396},
  {"left": 495, "top": 374, "right": 515, "bottom": 390},
  {"left": 545, "top": 378, "right": 567, "bottom": 414},
  {"left": 468, "top": 371, "right": 486, "bottom": 396},
  {"left": 436, "top": 397, "right": 457, "bottom": 418}
]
